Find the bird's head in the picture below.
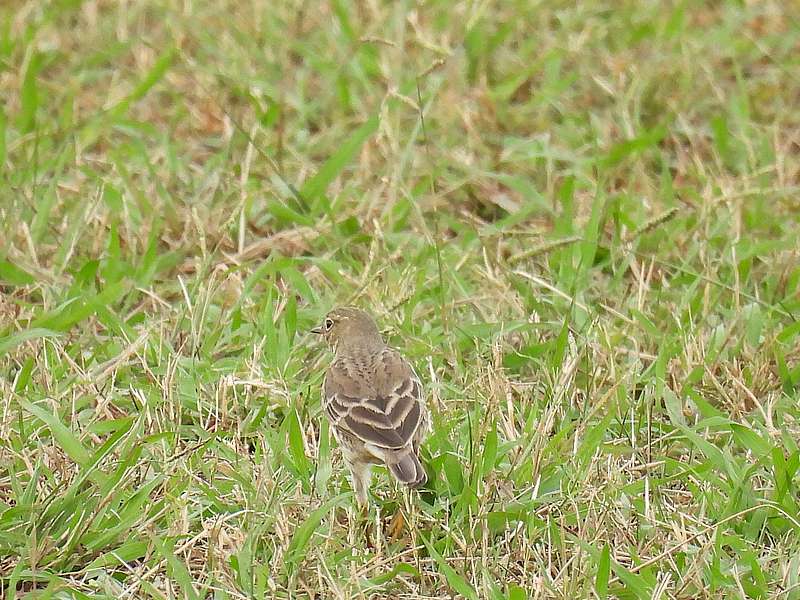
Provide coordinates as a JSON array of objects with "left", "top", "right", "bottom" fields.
[{"left": 311, "top": 307, "right": 384, "bottom": 353}]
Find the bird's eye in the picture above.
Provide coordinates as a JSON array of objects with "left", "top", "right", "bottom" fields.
[{"left": 324, "top": 318, "right": 334, "bottom": 331}]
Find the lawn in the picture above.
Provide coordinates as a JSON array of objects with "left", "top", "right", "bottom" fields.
[{"left": 1, "top": 1, "right": 799, "bottom": 598}]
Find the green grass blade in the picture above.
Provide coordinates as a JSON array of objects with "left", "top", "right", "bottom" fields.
[
  {"left": 595, "top": 543, "right": 610, "bottom": 599},
  {"left": 283, "top": 493, "right": 348, "bottom": 579},
  {"left": 19, "top": 400, "right": 90, "bottom": 466},
  {"left": 108, "top": 47, "right": 176, "bottom": 120},
  {"left": 421, "top": 535, "right": 478, "bottom": 600},
  {"left": 0, "top": 328, "right": 61, "bottom": 355},
  {"left": 150, "top": 535, "right": 201, "bottom": 600},
  {"left": 300, "top": 114, "right": 379, "bottom": 202},
  {"left": 0, "top": 259, "right": 31, "bottom": 286},
  {"left": 19, "top": 51, "right": 41, "bottom": 132}
]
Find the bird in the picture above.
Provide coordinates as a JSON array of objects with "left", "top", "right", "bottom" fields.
[{"left": 312, "top": 307, "right": 429, "bottom": 507}]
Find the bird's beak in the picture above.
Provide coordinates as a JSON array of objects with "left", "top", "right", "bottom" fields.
[{"left": 310, "top": 326, "right": 323, "bottom": 334}]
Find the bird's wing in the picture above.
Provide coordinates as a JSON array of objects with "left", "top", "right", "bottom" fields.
[{"left": 324, "top": 350, "right": 424, "bottom": 450}]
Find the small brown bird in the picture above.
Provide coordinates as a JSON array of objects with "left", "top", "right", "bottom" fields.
[{"left": 312, "top": 307, "right": 429, "bottom": 506}]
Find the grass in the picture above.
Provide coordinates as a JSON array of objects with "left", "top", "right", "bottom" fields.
[{"left": 1, "top": 0, "right": 799, "bottom": 598}]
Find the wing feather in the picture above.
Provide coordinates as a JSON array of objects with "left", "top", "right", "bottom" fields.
[{"left": 324, "top": 352, "right": 424, "bottom": 450}]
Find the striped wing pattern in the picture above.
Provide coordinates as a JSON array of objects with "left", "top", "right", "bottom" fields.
[{"left": 324, "top": 354, "right": 424, "bottom": 451}]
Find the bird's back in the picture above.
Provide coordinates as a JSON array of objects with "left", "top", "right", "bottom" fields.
[{"left": 323, "top": 346, "right": 427, "bottom": 455}]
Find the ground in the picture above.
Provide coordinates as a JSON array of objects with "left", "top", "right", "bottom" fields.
[{"left": 1, "top": 1, "right": 799, "bottom": 598}]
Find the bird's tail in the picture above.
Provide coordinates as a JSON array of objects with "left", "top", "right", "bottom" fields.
[{"left": 387, "top": 450, "right": 427, "bottom": 488}]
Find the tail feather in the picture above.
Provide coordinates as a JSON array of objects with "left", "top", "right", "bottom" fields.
[{"left": 388, "top": 452, "right": 427, "bottom": 488}]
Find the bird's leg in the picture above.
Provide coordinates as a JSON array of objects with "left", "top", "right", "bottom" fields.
[
  {"left": 349, "top": 461, "right": 372, "bottom": 509},
  {"left": 347, "top": 461, "right": 374, "bottom": 545}
]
